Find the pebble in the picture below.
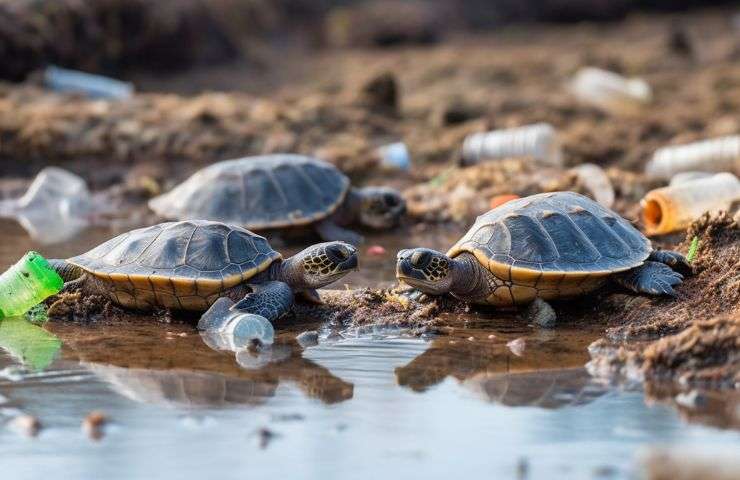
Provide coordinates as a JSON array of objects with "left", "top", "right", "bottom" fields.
[
  {"left": 254, "top": 427, "right": 279, "bottom": 449},
  {"left": 8, "top": 414, "right": 41, "bottom": 437},
  {"left": 296, "top": 330, "right": 319, "bottom": 348},
  {"left": 507, "top": 338, "right": 526, "bottom": 357},
  {"left": 367, "top": 245, "right": 387, "bottom": 256},
  {"left": 82, "top": 411, "right": 108, "bottom": 440}
]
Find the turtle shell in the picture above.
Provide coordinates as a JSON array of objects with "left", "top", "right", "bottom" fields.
[
  {"left": 148, "top": 155, "right": 351, "bottom": 230},
  {"left": 68, "top": 220, "right": 281, "bottom": 311},
  {"left": 447, "top": 192, "right": 651, "bottom": 305}
]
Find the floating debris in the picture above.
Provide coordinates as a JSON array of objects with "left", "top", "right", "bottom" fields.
[
  {"left": 198, "top": 298, "right": 276, "bottom": 347},
  {"left": 82, "top": 411, "right": 108, "bottom": 440},
  {"left": 646, "top": 136, "right": 740, "bottom": 180},
  {"left": 7, "top": 414, "right": 41, "bottom": 438},
  {"left": 461, "top": 123, "right": 562, "bottom": 167},
  {"left": 44, "top": 66, "right": 134, "bottom": 100},
  {"left": 641, "top": 173, "right": 740, "bottom": 235},
  {"left": 569, "top": 67, "right": 652, "bottom": 114},
  {"left": 253, "top": 427, "right": 280, "bottom": 449}
]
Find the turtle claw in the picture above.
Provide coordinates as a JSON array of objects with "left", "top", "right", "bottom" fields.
[
  {"left": 649, "top": 250, "right": 692, "bottom": 275},
  {"left": 615, "top": 261, "right": 684, "bottom": 297}
]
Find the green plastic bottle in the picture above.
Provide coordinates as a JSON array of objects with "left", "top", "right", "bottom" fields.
[{"left": 0, "top": 252, "right": 63, "bottom": 319}]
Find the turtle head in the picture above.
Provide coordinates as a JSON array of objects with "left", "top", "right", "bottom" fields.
[
  {"left": 281, "top": 242, "right": 358, "bottom": 289},
  {"left": 356, "top": 186, "right": 405, "bottom": 229},
  {"left": 396, "top": 248, "right": 453, "bottom": 295}
]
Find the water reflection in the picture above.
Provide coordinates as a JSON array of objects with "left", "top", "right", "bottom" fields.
[{"left": 49, "top": 322, "right": 354, "bottom": 407}]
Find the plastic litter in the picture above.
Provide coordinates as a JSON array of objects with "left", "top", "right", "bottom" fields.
[
  {"left": 0, "top": 167, "right": 94, "bottom": 244},
  {"left": 489, "top": 194, "right": 520, "bottom": 210},
  {"left": 569, "top": 67, "right": 652, "bottom": 113},
  {"left": 646, "top": 135, "right": 740, "bottom": 180},
  {"left": 376, "top": 142, "right": 411, "bottom": 171},
  {"left": 44, "top": 65, "right": 134, "bottom": 100},
  {"left": 570, "top": 163, "right": 615, "bottom": 208},
  {"left": 461, "top": 123, "right": 562, "bottom": 167},
  {"left": 198, "top": 297, "right": 275, "bottom": 348},
  {"left": 0, "top": 316, "right": 62, "bottom": 371},
  {"left": 0, "top": 252, "right": 63, "bottom": 319},
  {"left": 641, "top": 173, "right": 740, "bottom": 235},
  {"left": 669, "top": 171, "right": 715, "bottom": 186}
]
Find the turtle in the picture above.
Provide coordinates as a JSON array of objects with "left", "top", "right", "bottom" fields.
[
  {"left": 48, "top": 220, "right": 359, "bottom": 327},
  {"left": 148, "top": 154, "right": 406, "bottom": 244},
  {"left": 396, "top": 192, "right": 691, "bottom": 314}
]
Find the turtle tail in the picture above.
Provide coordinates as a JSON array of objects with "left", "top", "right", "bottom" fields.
[{"left": 48, "top": 259, "right": 83, "bottom": 282}]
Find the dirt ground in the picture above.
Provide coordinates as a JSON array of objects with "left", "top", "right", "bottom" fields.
[{"left": 7, "top": 6, "right": 739, "bottom": 394}]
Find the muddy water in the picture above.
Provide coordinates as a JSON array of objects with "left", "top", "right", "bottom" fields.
[{"left": 0, "top": 221, "right": 738, "bottom": 479}]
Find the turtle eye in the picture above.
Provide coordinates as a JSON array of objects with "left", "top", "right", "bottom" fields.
[
  {"left": 327, "top": 244, "right": 351, "bottom": 262},
  {"left": 410, "top": 250, "right": 431, "bottom": 268}
]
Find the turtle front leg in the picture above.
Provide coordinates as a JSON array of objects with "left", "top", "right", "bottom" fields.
[
  {"left": 613, "top": 261, "right": 684, "bottom": 297},
  {"left": 648, "top": 250, "right": 692, "bottom": 275},
  {"left": 198, "top": 281, "right": 294, "bottom": 342},
  {"left": 315, "top": 219, "right": 364, "bottom": 245}
]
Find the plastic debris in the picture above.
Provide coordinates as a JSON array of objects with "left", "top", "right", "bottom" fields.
[
  {"left": 367, "top": 245, "right": 387, "bottom": 256},
  {"left": 570, "top": 163, "right": 615, "bottom": 208},
  {"left": 461, "top": 123, "right": 563, "bottom": 167},
  {"left": 0, "top": 167, "right": 94, "bottom": 244},
  {"left": 44, "top": 66, "right": 133, "bottom": 100},
  {"left": 641, "top": 173, "right": 740, "bottom": 235},
  {"left": 0, "top": 316, "right": 61, "bottom": 371},
  {"left": 198, "top": 297, "right": 275, "bottom": 347},
  {"left": 376, "top": 142, "right": 411, "bottom": 171},
  {"left": 669, "top": 171, "right": 716, "bottom": 186},
  {"left": 569, "top": 67, "right": 652, "bottom": 113},
  {"left": 646, "top": 135, "right": 740, "bottom": 180},
  {"left": 489, "top": 194, "right": 520, "bottom": 210},
  {"left": 0, "top": 252, "right": 63, "bottom": 319},
  {"left": 686, "top": 236, "right": 700, "bottom": 263}
]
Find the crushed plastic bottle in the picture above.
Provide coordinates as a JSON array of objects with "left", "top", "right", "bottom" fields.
[
  {"left": 377, "top": 142, "right": 411, "bottom": 171},
  {"left": 646, "top": 136, "right": 740, "bottom": 181},
  {"left": 570, "top": 67, "right": 652, "bottom": 114},
  {"left": 44, "top": 66, "right": 134, "bottom": 100},
  {"left": 641, "top": 173, "right": 740, "bottom": 235},
  {"left": 461, "top": 123, "right": 562, "bottom": 167},
  {"left": 198, "top": 297, "right": 275, "bottom": 348},
  {"left": 0, "top": 167, "right": 93, "bottom": 244},
  {"left": 0, "top": 252, "right": 63, "bottom": 319},
  {"left": 570, "top": 163, "right": 615, "bottom": 208}
]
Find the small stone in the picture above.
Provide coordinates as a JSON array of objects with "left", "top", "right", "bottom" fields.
[
  {"left": 82, "top": 411, "right": 108, "bottom": 440},
  {"left": 487, "top": 334, "right": 497, "bottom": 339},
  {"left": 367, "top": 245, "right": 387, "bottom": 256},
  {"left": 525, "top": 298, "right": 557, "bottom": 328},
  {"left": 254, "top": 427, "right": 279, "bottom": 449},
  {"left": 467, "top": 336, "right": 475, "bottom": 341},
  {"left": 507, "top": 338, "right": 526, "bottom": 357},
  {"left": 8, "top": 415, "right": 41, "bottom": 437},
  {"left": 296, "top": 330, "right": 319, "bottom": 348}
]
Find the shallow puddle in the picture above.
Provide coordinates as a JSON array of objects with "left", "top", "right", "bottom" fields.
[{"left": 0, "top": 223, "right": 738, "bottom": 479}]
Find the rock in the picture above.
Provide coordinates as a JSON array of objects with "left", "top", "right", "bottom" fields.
[
  {"left": 525, "top": 298, "right": 557, "bottom": 328},
  {"left": 296, "top": 330, "right": 319, "bottom": 348}
]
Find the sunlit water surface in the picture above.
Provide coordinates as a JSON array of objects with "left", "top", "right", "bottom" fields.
[{"left": 0, "top": 221, "right": 738, "bottom": 480}]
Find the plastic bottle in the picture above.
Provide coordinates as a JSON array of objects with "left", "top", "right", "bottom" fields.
[
  {"left": 198, "top": 297, "right": 275, "bottom": 348},
  {"left": 461, "top": 123, "right": 562, "bottom": 167},
  {"left": 44, "top": 66, "right": 134, "bottom": 100},
  {"left": 571, "top": 163, "right": 615, "bottom": 208},
  {"left": 645, "top": 136, "right": 740, "bottom": 180},
  {"left": 570, "top": 67, "right": 652, "bottom": 114},
  {"left": 641, "top": 173, "right": 740, "bottom": 235},
  {"left": 0, "top": 316, "right": 61, "bottom": 371},
  {"left": 668, "top": 171, "right": 715, "bottom": 186},
  {"left": 0, "top": 252, "right": 64, "bottom": 318}
]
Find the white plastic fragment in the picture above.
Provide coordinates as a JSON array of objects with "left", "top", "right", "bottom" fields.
[
  {"left": 461, "top": 122, "right": 562, "bottom": 166},
  {"left": 0, "top": 167, "right": 93, "bottom": 244},
  {"left": 44, "top": 66, "right": 134, "bottom": 100},
  {"left": 570, "top": 163, "right": 615, "bottom": 208},
  {"left": 377, "top": 142, "right": 411, "bottom": 171},
  {"left": 570, "top": 67, "right": 652, "bottom": 113},
  {"left": 646, "top": 135, "right": 740, "bottom": 180}
]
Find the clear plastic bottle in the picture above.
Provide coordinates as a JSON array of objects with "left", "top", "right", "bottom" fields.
[
  {"left": 646, "top": 136, "right": 740, "bottom": 180},
  {"left": 461, "top": 123, "right": 562, "bottom": 166},
  {"left": 198, "top": 297, "right": 275, "bottom": 348},
  {"left": 570, "top": 67, "right": 652, "bottom": 114},
  {"left": 641, "top": 173, "right": 740, "bottom": 235},
  {"left": 0, "top": 252, "right": 64, "bottom": 318}
]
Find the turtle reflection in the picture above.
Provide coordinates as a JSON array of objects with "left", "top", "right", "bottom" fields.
[
  {"left": 396, "top": 330, "right": 609, "bottom": 409},
  {"left": 49, "top": 322, "right": 353, "bottom": 408}
]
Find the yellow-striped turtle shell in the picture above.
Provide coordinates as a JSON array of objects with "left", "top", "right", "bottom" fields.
[
  {"left": 148, "top": 155, "right": 351, "bottom": 230},
  {"left": 68, "top": 220, "right": 281, "bottom": 311},
  {"left": 447, "top": 192, "right": 652, "bottom": 306}
]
